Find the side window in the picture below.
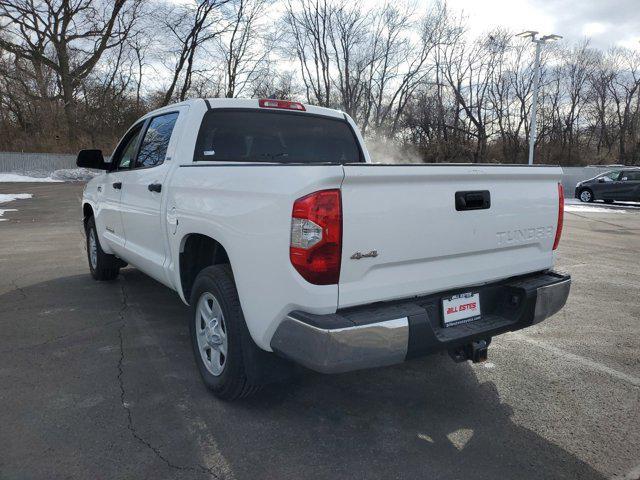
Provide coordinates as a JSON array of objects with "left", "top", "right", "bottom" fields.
[
  {"left": 601, "top": 171, "right": 621, "bottom": 182},
  {"left": 623, "top": 171, "right": 640, "bottom": 181},
  {"left": 112, "top": 124, "right": 144, "bottom": 170},
  {"left": 135, "top": 112, "right": 179, "bottom": 168}
]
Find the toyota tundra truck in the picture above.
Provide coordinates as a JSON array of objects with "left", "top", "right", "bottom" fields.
[{"left": 78, "top": 98, "right": 571, "bottom": 400}]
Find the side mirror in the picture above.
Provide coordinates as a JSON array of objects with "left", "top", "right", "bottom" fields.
[
  {"left": 598, "top": 178, "right": 605, "bottom": 183},
  {"left": 76, "top": 149, "right": 108, "bottom": 170}
]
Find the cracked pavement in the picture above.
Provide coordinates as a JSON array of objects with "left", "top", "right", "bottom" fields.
[
  {"left": 0, "top": 182, "right": 639, "bottom": 480},
  {"left": 115, "top": 280, "right": 220, "bottom": 478}
]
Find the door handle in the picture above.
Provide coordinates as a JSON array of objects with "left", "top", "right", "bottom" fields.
[
  {"left": 455, "top": 190, "right": 491, "bottom": 211},
  {"left": 148, "top": 183, "right": 162, "bottom": 193},
  {"left": 112, "top": 182, "right": 122, "bottom": 190}
]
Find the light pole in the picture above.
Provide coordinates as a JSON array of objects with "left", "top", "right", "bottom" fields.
[{"left": 517, "top": 31, "right": 562, "bottom": 165}]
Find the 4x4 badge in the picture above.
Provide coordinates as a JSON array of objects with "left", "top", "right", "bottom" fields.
[{"left": 351, "top": 250, "right": 378, "bottom": 260}]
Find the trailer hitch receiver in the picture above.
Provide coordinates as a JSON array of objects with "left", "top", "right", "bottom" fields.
[{"left": 449, "top": 339, "right": 490, "bottom": 363}]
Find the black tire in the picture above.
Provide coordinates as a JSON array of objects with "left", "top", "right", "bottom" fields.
[
  {"left": 85, "top": 216, "right": 120, "bottom": 281},
  {"left": 603, "top": 199, "right": 614, "bottom": 204},
  {"left": 189, "top": 265, "right": 260, "bottom": 400},
  {"left": 579, "top": 188, "right": 594, "bottom": 203}
]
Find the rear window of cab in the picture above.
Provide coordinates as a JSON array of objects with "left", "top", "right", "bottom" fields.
[{"left": 193, "top": 109, "right": 363, "bottom": 164}]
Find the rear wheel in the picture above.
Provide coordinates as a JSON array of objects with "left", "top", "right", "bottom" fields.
[
  {"left": 85, "top": 217, "right": 120, "bottom": 281},
  {"left": 189, "top": 265, "right": 260, "bottom": 400},
  {"left": 579, "top": 189, "right": 593, "bottom": 203}
]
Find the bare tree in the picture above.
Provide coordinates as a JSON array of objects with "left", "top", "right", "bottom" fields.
[
  {"left": 379, "top": 2, "right": 452, "bottom": 138},
  {"left": 251, "top": 68, "right": 297, "bottom": 99},
  {"left": 217, "top": 0, "right": 273, "bottom": 98},
  {"left": 363, "top": 3, "right": 414, "bottom": 133},
  {"left": 487, "top": 34, "right": 536, "bottom": 162},
  {"left": 159, "top": 0, "right": 229, "bottom": 105},
  {"left": 0, "top": 0, "right": 142, "bottom": 146},
  {"left": 588, "top": 51, "right": 617, "bottom": 157},
  {"left": 441, "top": 31, "right": 503, "bottom": 162},
  {"left": 606, "top": 48, "right": 640, "bottom": 163},
  {"left": 550, "top": 41, "right": 597, "bottom": 163},
  {"left": 0, "top": 0, "right": 639, "bottom": 165},
  {"left": 284, "top": 0, "right": 333, "bottom": 106},
  {"left": 326, "top": 2, "right": 371, "bottom": 119}
]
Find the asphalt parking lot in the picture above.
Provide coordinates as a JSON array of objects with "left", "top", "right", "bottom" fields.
[{"left": 1, "top": 182, "right": 639, "bottom": 480}]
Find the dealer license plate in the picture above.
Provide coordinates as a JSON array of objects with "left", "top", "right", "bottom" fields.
[{"left": 442, "top": 292, "right": 481, "bottom": 327}]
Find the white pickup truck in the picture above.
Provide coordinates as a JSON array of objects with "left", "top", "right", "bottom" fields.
[{"left": 78, "top": 98, "right": 571, "bottom": 400}]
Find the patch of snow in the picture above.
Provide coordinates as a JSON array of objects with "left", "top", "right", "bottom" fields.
[
  {"left": 0, "top": 169, "right": 98, "bottom": 182},
  {"left": 0, "top": 209, "right": 17, "bottom": 221},
  {"left": 0, "top": 193, "right": 32, "bottom": 221},
  {"left": 564, "top": 198, "right": 638, "bottom": 213},
  {"left": 0, "top": 193, "right": 32, "bottom": 203},
  {"left": 564, "top": 204, "right": 630, "bottom": 214},
  {"left": 565, "top": 205, "right": 624, "bottom": 213},
  {"left": 0, "top": 173, "right": 62, "bottom": 183},
  {"left": 51, "top": 168, "right": 98, "bottom": 182}
]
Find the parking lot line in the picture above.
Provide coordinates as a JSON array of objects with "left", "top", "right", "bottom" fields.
[{"left": 513, "top": 333, "right": 640, "bottom": 388}]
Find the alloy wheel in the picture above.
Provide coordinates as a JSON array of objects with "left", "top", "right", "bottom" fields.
[{"left": 195, "top": 292, "right": 228, "bottom": 376}]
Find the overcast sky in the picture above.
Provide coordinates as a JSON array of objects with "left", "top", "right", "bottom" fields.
[
  {"left": 168, "top": 0, "right": 640, "bottom": 51},
  {"left": 447, "top": 0, "right": 640, "bottom": 50}
]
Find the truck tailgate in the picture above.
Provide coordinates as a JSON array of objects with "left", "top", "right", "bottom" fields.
[{"left": 338, "top": 164, "right": 562, "bottom": 308}]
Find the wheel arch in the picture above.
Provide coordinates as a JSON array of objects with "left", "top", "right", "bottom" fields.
[
  {"left": 179, "top": 233, "right": 231, "bottom": 304},
  {"left": 82, "top": 202, "right": 94, "bottom": 230}
]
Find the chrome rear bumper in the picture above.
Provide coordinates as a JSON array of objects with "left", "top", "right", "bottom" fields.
[
  {"left": 270, "top": 316, "right": 409, "bottom": 374},
  {"left": 271, "top": 271, "right": 571, "bottom": 374},
  {"left": 533, "top": 277, "right": 571, "bottom": 324}
]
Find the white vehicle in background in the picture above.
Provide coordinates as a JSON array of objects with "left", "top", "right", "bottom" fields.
[{"left": 78, "top": 98, "right": 571, "bottom": 400}]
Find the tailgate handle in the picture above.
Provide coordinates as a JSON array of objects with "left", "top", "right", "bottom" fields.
[{"left": 455, "top": 190, "right": 490, "bottom": 211}]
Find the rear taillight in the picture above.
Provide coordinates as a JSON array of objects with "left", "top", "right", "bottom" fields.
[
  {"left": 259, "top": 99, "right": 306, "bottom": 111},
  {"left": 553, "top": 182, "right": 564, "bottom": 250},
  {"left": 290, "top": 189, "right": 342, "bottom": 285}
]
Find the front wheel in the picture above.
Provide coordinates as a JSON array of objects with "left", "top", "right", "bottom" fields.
[
  {"left": 85, "top": 217, "right": 120, "bottom": 281},
  {"left": 189, "top": 265, "right": 260, "bottom": 400},
  {"left": 579, "top": 189, "right": 594, "bottom": 203}
]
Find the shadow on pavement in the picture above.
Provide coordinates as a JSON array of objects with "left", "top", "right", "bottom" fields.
[{"left": 0, "top": 269, "right": 606, "bottom": 480}]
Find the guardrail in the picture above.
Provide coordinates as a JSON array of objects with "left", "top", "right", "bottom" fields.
[
  {"left": 0, "top": 152, "right": 622, "bottom": 189},
  {"left": 0, "top": 152, "right": 77, "bottom": 173},
  {"left": 560, "top": 166, "right": 613, "bottom": 194}
]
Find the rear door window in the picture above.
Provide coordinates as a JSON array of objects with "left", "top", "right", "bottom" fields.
[{"left": 194, "top": 110, "right": 362, "bottom": 164}]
